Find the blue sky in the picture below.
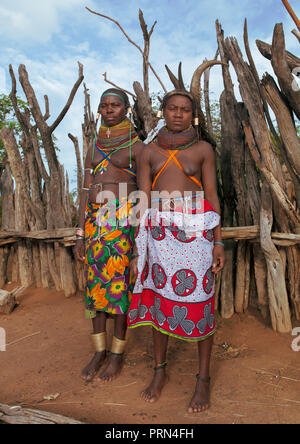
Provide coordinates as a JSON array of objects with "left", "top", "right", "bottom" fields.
[{"left": 0, "top": 0, "right": 299, "bottom": 188}]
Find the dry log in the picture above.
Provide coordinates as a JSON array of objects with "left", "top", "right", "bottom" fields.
[
  {"left": 0, "top": 247, "right": 10, "bottom": 288},
  {"left": 9, "top": 65, "right": 53, "bottom": 288},
  {"left": 241, "top": 120, "right": 300, "bottom": 230},
  {"left": 82, "top": 83, "right": 96, "bottom": 163},
  {"left": 0, "top": 403, "right": 84, "bottom": 424},
  {"left": 224, "top": 35, "right": 299, "bottom": 230},
  {"left": 219, "top": 90, "right": 235, "bottom": 318},
  {"left": 133, "top": 81, "right": 154, "bottom": 136},
  {"left": 281, "top": 0, "right": 300, "bottom": 32},
  {"left": 165, "top": 62, "right": 186, "bottom": 91},
  {"left": 0, "top": 127, "right": 33, "bottom": 287},
  {"left": 291, "top": 29, "right": 300, "bottom": 43},
  {"left": 217, "top": 21, "right": 253, "bottom": 315},
  {"left": 203, "top": 61, "right": 214, "bottom": 138},
  {"left": 68, "top": 133, "right": 83, "bottom": 208},
  {"left": 0, "top": 286, "right": 26, "bottom": 315},
  {"left": 256, "top": 39, "right": 300, "bottom": 71},
  {"left": 0, "top": 162, "right": 15, "bottom": 231},
  {"left": 271, "top": 23, "right": 300, "bottom": 121},
  {"left": 103, "top": 72, "right": 136, "bottom": 99},
  {"left": 260, "top": 182, "right": 292, "bottom": 333},
  {"left": 138, "top": 8, "right": 156, "bottom": 102},
  {"left": 86, "top": 7, "right": 167, "bottom": 93},
  {"left": 11, "top": 62, "right": 83, "bottom": 295},
  {"left": 49, "top": 63, "right": 84, "bottom": 134},
  {"left": 241, "top": 110, "right": 268, "bottom": 319},
  {"left": 261, "top": 73, "right": 300, "bottom": 208},
  {"left": 0, "top": 162, "right": 14, "bottom": 287},
  {"left": 1, "top": 226, "right": 299, "bottom": 244},
  {"left": 0, "top": 290, "right": 16, "bottom": 315},
  {"left": 216, "top": 38, "right": 236, "bottom": 319}
]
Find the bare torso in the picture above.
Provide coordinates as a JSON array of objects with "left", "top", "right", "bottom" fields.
[
  {"left": 87, "top": 141, "right": 144, "bottom": 202},
  {"left": 149, "top": 140, "right": 206, "bottom": 195}
]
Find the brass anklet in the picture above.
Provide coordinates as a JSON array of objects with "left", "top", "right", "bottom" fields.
[
  {"left": 110, "top": 336, "right": 127, "bottom": 355},
  {"left": 91, "top": 332, "right": 107, "bottom": 353}
]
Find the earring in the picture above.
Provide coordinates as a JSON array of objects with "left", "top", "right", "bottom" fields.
[
  {"left": 194, "top": 113, "right": 200, "bottom": 141},
  {"left": 156, "top": 109, "right": 162, "bottom": 118}
]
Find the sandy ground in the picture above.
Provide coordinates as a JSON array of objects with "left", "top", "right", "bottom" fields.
[{"left": 0, "top": 285, "right": 299, "bottom": 425}]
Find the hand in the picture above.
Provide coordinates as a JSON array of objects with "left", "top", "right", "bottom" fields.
[
  {"left": 212, "top": 244, "right": 225, "bottom": 273},
  {"left": 74, "top": 239, "right": 85, "bottom": 262}
]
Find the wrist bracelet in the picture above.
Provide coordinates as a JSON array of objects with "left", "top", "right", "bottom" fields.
[
  {"left": 76, "top": 235, "right": 85, "bottom": 240},
  {"left": 214, "top": 241, "right": 224, "bottom": 247}
]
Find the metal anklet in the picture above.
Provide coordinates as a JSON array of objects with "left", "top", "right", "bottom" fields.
[
  {"left": 196, "top": 374, "right": 210, "bottom": 383},
  {"left": 154, "top": 361, "right": 167, "bottom": 371}
]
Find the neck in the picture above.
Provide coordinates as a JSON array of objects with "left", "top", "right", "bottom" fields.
[
  {"left": 157, "top": 125, "right": 197, "bottom": 150},
  {"left": 101, "top": 117, "right": 127, "bottom": 128}
]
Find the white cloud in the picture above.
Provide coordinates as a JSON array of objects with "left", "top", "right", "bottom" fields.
[
  {"left": 0, "top": 0, "right": 91, "bottom": 44},
  {"left": 0, "top": 68, "right": 7, "bottom": 94}
]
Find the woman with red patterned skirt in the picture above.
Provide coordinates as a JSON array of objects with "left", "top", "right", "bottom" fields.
[{"left": 128, "top": 90, "right": 225, "bottom": 412}]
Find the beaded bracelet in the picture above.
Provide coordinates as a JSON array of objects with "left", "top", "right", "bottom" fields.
[
  {"left": 214, "top": 241, "right": 224, "bottom": 247},
  {"left": 76, "top": 228, "right": 85, "bottom": 237}
]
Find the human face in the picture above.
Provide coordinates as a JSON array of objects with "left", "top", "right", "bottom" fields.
[
  {"left": 164, "top": 95, "right": 193, "bottom": 133},
  {"left": 99, "top": 95, "right": 127, "bottom": 127}
]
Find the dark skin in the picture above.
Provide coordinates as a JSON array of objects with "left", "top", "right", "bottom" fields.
[
  {"left": 131, "top": 95, "right": 225, "bottom": 412},
  {"left": 74, "top": 94, "right": 143, "bottom": 382}
]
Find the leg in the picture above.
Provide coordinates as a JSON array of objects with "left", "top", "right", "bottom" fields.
[
  {"left": 141, "top": 328, "right": 169, "bottom": 403},
  {"left": 98, "top": 313, "right": 127, "bottom": 382},
  {"left": 188, "top": 334, "right": 214, "bottom": 413},
  {"left": 81, "top": 312, "right": 107, "bottom": 381}
]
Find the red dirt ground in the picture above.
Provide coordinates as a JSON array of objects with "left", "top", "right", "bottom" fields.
[{"left": 0, "top": 285, "right": 299, "bottom": 424}]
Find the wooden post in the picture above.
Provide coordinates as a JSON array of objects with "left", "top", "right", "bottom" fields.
[{"left": 260, "top": 182, "right": 292, "bottom": 333}]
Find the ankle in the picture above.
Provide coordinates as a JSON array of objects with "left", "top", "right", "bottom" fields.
[
  {"left": 196, "top": 373, "right": 210, "bottom": 383},
  {"left": 154, "top": 361, "right": 167, "bottom": 372}
]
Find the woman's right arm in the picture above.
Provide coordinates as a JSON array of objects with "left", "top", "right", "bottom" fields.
[
  {"left": 74, "top": 148, "right": 93, "bottom": 262},
  {"left": 131, "top": 145, "right": 152, "bottom": 274}
]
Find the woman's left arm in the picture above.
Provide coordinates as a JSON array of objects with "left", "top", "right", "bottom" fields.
[{"left": 201, "top": 142, "right": 225, "bottom": 273}]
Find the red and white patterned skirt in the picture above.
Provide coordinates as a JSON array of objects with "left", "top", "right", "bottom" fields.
[{"left": 128, "top": 200, "right": 220, "bottom": 342}]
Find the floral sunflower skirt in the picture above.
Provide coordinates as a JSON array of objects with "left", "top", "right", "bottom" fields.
[
  {"left": 84, "top": 199, "right": 135, "bottom": 317},
  {"left": 128, "top": 201, "right": 220, "bottom": 342}
]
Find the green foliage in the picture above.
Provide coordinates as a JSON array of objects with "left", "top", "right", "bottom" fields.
[
  {"left": 0, "top": 94, "right": 60, "bottom": 163},
  {"left": 0, "top": 94, "right": 28, "bottom": 162}
]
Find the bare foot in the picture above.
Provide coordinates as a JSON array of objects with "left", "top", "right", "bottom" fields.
[
  {"left": 98, "top": 353, "right": 124, "bottom": 383},
  {"left": 141, "top": 369, "right": 168, "bottom": 403},
  {"left": 81, "top": 351, "right": 106, "bottom": 381},
  {"left": 188, "top": 375, "right": 210, "bottom": 413}
]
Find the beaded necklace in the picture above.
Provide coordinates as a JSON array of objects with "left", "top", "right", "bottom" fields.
[
  {"left": 92, "top": 118, "right": 139, "bottom": 175},
  {"left": 157, "top": 126, "right": 198, "bottom": 151}
]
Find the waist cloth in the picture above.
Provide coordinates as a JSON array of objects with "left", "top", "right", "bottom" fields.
[
  {"left": 127, "top": 198, "right": 220, "bottom": 341},
  {"left": 84, "top": 198, "right": 136, "bottom": 316}
]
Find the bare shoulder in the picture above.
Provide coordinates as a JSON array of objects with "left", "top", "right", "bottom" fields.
[
  {"left": 134, "top": 141, "right": 145, "bottom": 150},
  {"left": 193, "top": 140, "right": 215, "bottom": 160},
  {"left": 141, "top": 142, "right": 154, "bottom": 160},
  {"left": 133, "top": 140, "right": 145, "bottom": 158}
]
